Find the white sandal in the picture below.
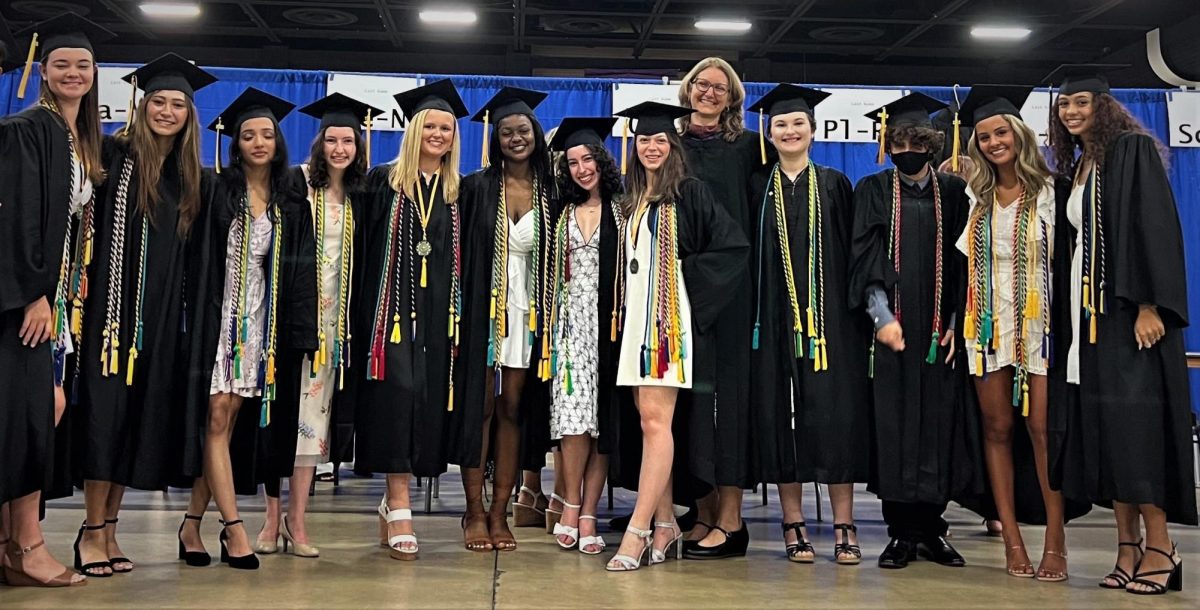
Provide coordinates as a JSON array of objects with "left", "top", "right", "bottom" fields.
[
  {"left": 545, "top": 493, "right": 567, "bottom": 534},
  {"left": 512, "top": 485, "right": 546, "bottom": 528},
  {"left": 605, "top": 525, "right": 652, "bottom": 572},
  {"left": 578, "top": 515, "right": 606, "bottom": 555},
  {"left": 552, "top": 500, "right": 583, "bottom": 549},
  {"left": 377, "top": 497, "right": 418, "bottom": 561}
]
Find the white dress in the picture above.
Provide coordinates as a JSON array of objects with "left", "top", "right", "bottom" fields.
[
  {"left": 497, "top": 211, "right": 535, "bottom": 368},
  {"left": 1065, "top": 163, "right": 1093, "bottom": 385},
  {"left": 551, "top": 210, "right": 601, "bottom": 439},
  {"left": 955, "top": 182, "right": 1054, "bottom": 376},
  {"left": 210, "top": 211, "right": 273, "bottom": 397},
  {"left": 60, "top": 155, "right": 93, "bottom": 357},
  {"left": 615, "top": 206, "right": 693, "bottom": 388}
]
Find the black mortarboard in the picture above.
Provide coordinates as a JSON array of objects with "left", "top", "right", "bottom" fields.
[
  {"left": 550, "top": 117, "right": 617, "bottom": 152},
  {"left": 206, "top": 87, "right": 295, "bottom": 135},
  {"left": 865, "top": 92, "right": 948, "bottom": 164},
  {"left": 299, "top": 92, "right": 385, "bottom": 130},
  {"left": 957, "top": 84, "right": 1034, "bottom": 126},
  {"left": 393, "top": 78, "right": 469, "bottom": 121},
  {"left": 470, "top": 86, "right": 548, "bottom": 124},
  {"left": 615, "top": 101, "right": 691, "bottom": 136},
  {"left": 748, "top": 84, "right": 831, "bottom": 118},
  {"left": 0, "top": 12, "right": 19, "bottom": 72},
  {"left": 1044, "top": 63, "right": 1127, "bottom": 95},
  {"left": 123, "top": 53, "right": 216, "bottom": 99},
  {"left": 16, "top": 12, "right": 115, "bottom": 60}
]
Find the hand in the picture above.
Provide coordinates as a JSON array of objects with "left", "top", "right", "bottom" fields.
[
  {"left": 1134, "top": 305, "right": 1165, "bottom": 350},
  {"left": 941, "top": 328, "right": 956, "bottom": 364},
  {"left": 20, "top": 297, "right": 53, "bottom": 347},
  {"left": 876, "top": 321, "right": 905, "bottom": 352}
]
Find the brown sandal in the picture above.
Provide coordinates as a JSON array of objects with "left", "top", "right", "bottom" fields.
[
  {"left": 462, "top": 513, "right": 493, "bottom": 553},
  {"left": 4, "top": 540, "right": 86, "bottom": 587},
  {"left": 1036, "top": 549, "right": 1068, "bottom": 582}
]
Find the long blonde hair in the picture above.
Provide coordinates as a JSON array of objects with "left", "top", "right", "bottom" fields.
[
  {"left": 118, "top": 95, "right": 203, "bottom": 237},
  {"left": 388, "top": 108, "right": 461, "bottom": 202},
  {"left": 676, "top": 57, "right": 745, "bottom": 142},
  {"left": 966, "top": 114, "right": 1050, "bottom": 205}
]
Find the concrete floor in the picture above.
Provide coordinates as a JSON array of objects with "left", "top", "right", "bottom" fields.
[{"left": 1, "top": 468, "right": 1197, "bottom": 609}]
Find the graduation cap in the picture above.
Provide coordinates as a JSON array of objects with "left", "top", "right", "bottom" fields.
[
  {"left": 299, "top": 92, "right": 386, "bottom": 165},
  {"left": 614, "top": 101, "right": 691, "bottom": 174},
  {"left": 747, "top": 84, "right": 832, "bottom": 164},
  {"left": 957, "top": 84, "right": 1033, "bottom": 126},
  {"left": 123, "top": 53, "right": 216, "bottom": 99},
  {"left": 1044, "top": 63, "right": 1128, "bottom": 96},
  {"left": 549, "top": 117, "right": 617, "bottom": 152},
  {"left": 207, "top": 87, "right": 296, "bottom": 173},
  {"left": 864, "top": 92, "right": 948, "bottom": 164},
  {"left": 0, "top": 12, "right": 19, "bottom": 73},
  {"left": 393, "top": 78, "right": 469, "bottom": 121},
  {"left": 470, "top": 86, "right": 548, "bottom": 166},
  {"left": 14, "top": 12, "right": 116, "bottom": 99}
]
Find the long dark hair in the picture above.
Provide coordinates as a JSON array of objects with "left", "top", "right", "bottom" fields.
[
  {"left": 306, "top": 125, "right": 367, "bottom": 191},
  {"left": 222, "top": 117, "right": 291, "bottom": 205},
  {"left": 118, "top": 95, "right": 203, "bottom": 237},
  {"left": 1048, "top": 91, "right": 1168, "bottom": 179},
  {"left": 623, "top": 130, "right": 689, "bottom": 216},
  {"left": 488, "top": 112, "right": 552, "bottom": 181},
  {"left": 555, "top": 143, "right": 622, "bottom": 206},
  {"left": 38, "top": 78, "right": 104, "bottom": 185}
]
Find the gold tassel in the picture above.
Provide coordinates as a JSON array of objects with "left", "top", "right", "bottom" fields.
[
  {"left": 974, "top": 348, "right": 984, "bottom": 376},
  {"left": 124, "top": 76, "right": 137, "bottom": 133},
  {"left": 266, "top": 352, "right": 276, "bottom": 385},
  {"left": 109, "top": 337, "right": 120, "bottom": 375},
  {"left": 17, "top": 33, "right": 37, "bottom": 100},
  {"left": 620, "top": 118, "right": 629, "bottom": 175},
  {"left": 420, "top": 256, "right": 428, "bottom": 288},
  {"left": 480, "top": 109, "right": 490, "bottom": 167},
  {"left": 390, "top": 314, "right": 402, "bottom": 344},
  {"left": 1025, "top": 290, "right": 1040, "bottom": 319},
  {"left": 963, "top": 311, "right": 976, "bottom": 340},
  {"left": 489, "top": 290, "right": 497, "bottom": 320},
  {"left": 541, "top": 332, "right": 550, "bottom": 360},
  {"left": 214, "top": 118, "right": 224, "bottom": 174},
  {"left": 820, "top": 339, "right": 828, "bottom": 372},
  {"left": 758, "top": 112, "right": 767, "bottom": 165},
  {"left": 448, "top": 309, "right": 455, "bottom": 338},
  {"left": 1082, "top": 280, "right": 1091, "bottom": 315},
  {"left": 951, "top": 113, "right": 961, "bottom": 172},
  {"left": 70, "top": 305, "right": 82, "bottom": 338},
  {"left": 528, "top": 304, "right": 537, "bottom": 333},
  {"left": 447, "top": 385, "right": 454, "bottom": 412},
  {"left": 610, "top": 313, "right": 618, "bottom": 343},
  {"left": 317, "top": 332, "right": 327, "bottom": 369},
  {"left": 125, "top": 348, "right": 137, "bottom": 386},
  {"left": 875, "top": 107, "right": 888, "bottom": 164},
  {"left": 1021, "top": 380, "right": 1031, "bottom": 417},
  {"left": 806, "top": 308, "right": 816, "bottom": 337},
  {"left": 365, "top": 111, "right": 373, "bottom": 167},
  {"left": 1089, "top": 309, "right": 1097, "bottom": 344}
]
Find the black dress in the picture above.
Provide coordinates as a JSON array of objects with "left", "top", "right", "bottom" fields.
[
  {"left": 848, "top": 169, "right": 984, "bottom": 505},
  {"left": 344, "top": 166, "right": 464, "bottom": 476},
  {"left": 749, "top": 163, "right": 872, "bottom": 485},
  {"left": 1047, "top": 133, "right": 1196, "bottom": 525},
  {"left": 73, "top": 137, "right": 191, "bottom": 490},
  {"left": 180, "top": 169, "right": 316, "bottom": 494}
]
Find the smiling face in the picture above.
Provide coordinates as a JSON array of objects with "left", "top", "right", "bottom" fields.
[
  {"left": 145, "top": 90, "right": 190, "bottom": 138},
  {"left": 769, "top": 111, "right": 814, "bottom": 157},
  {"left": 1056, "top": 92, "right": 1095, "bottom": 138},
  {"left": 40, "top": 48, "right": 95, "bottom": 102},
  {"left": 974, "top": 114, "right": 1017, "bottom": 167},
  {"left": 688, "top": 66, "right": 731, "bottom": 119},
  {"left": 636, "top": 133, "right": 671, "bottom": 171},
  {"left": 566, "top": 144, "right": 600, "bottom": 193},
  {"left": 420, "top": 109, "right": 456, "bottom": 158},
  {"left": 238, "top": 116, "right": 277, "bottom": 168},
  {"left": 322, "top": 125, "right": 357, "bottom": 171},
  {"left": 497, "top": 114, "right": 534, "bottom": 163}
]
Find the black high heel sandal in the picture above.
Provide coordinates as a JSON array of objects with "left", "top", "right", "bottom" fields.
[
  {"left": 833, "top": 523, "right": 862, "bottom": 565},
  {"left": 1099, "top": 539, "right": 1143, "bottom": 589},
  {"left": 105, "top": 518, "right": 133, "bottom": 573},
  {"left": 73, "top": 522, "right": 112, "bottom": 577},
  {"left": 218, "top": 519, "right": 260, "bottom": 570},
  {"left": 1127, "top": 544, "right": 1183, "bottom": 595},
  {"left": 177, "top": 514, "right": 212, "bottom": 567},
  {"left": 782, "top": 522, "right": 814, "bottom": 564}
]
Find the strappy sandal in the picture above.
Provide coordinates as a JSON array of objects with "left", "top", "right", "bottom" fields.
[
  {"left": 782, "top": 521, "right": 814, "bottom": 564},
  {"left": 1126, "top": 544, "right": 1183, "bottom": 595},
  {"left": 1099, "top": 539, "right": 1143, "bottom": 589},
  {"left": 1005, "top": 544, "right": 1035, "bottom": 578},
  {"left": 490, "top": 513, "right": 517, "bottom": 552},
  {"left": 650, "top": 521, "right": 683, "bottom": 565},
  {"left": 73, "top": 522, "right": 112, "bottom": 577},
  {"left": 1036, "top": 549, "right": 1068, "bottom": 582},
  {"left": 4, "top": 539, "right": 86, "bottom": 587},
  {"left": 377, "top": 497, "right": 418, "bottom": 561},
  {"left": 545, "top": 493, "right": 566, "bottom": 534},
  {"left": 461, "top": 512, "right": 493, "bottom": 553},
  {"left": 512, "top": 485, "right": 547, "bottom": 528},
  {"left": 104, "top": 518, "right": 134, "bottom": 573},
  {"left": 833, "top": 523, "right": 862, "bottom": 565},
  {"left": 578, "top": 515, "right": 606, "bottom": 555},
  {"left": 605, "top": 525, "right": 652, "bottom": 572},
  {"left": 553, "top": 500, "right": 583, "bottom": 549}
]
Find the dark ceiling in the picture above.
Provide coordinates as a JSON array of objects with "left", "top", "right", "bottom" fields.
[{"left": 4, "top": 0, "right": 1199, "bottom": 86}]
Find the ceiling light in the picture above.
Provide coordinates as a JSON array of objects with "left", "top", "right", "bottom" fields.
[
  {"left": 419, "top": 9, "right": 478, "bottom": 26},
  {"left": 695, "top": 19, "right": 752, "bottom": 33},
  {"left": 140, "top": 2, "right": 201, "bottom": 19},
  {"left": 970, "top": 25, "right": 1031, "bottom": 40}
]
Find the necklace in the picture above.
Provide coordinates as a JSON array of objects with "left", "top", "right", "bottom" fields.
[{"left": 414, "top": 173, "right": 438, "bottom": 287}]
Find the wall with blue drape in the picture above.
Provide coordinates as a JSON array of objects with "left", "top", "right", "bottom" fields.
[{"left": 3, "top": 67, "right": 1197, "bottom": 414}]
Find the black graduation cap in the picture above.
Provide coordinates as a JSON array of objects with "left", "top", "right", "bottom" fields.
[
  {"left": 1044, "top": 63, "right": 1127, "bottom": 95},
  {"left": 471, "top": 86, "right": 548, "bottom": 124},
  {"left": 16, "top": 12, "right": 115, "bottom": 61},
  {"left": 549, "top": 117, "right": 617, "bottom": 152},
  {"left": 748, "top": 84, "right": 832, "bottom": 118},
  {"left": 0, "top": 12, "right": 19, "bottom": 72},
  {"left": 122, "top": 53, "right": 216, "bottom": 100},
  {"left": 865, "top": 92, "right": 948, "bottom": 164},
  {"left": 957, "top": 84, "right": 1034, "bottom": 126},
  {"left": 393, "top": 78, "right": 469, "bottom": 121},
  {"left": 299, "top": 92, "right": 385, "bottom": 130},
  {"left": 206, "top": 87, "right": 296, "bottom": 135},
  {"left": 615, "top": 101, "right": 691, "bottom": 136}
]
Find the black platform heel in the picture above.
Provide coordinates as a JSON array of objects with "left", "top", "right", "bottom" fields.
[
  {"left": 782, "top": 522, "right": 814, "bottom": 563},
  {"left": 177, "top": 514, "right": 212, "bottom": 567},
  {"left": 105, "top": 518, "right": 133, "bottom": 573},
  {"left": 73, "top": 522, "right": 112, "bottom": 577},
  {"left": 1099, "top": 539, "right": 1142, "bottom": 589},
  {"left": 833, "top": 523, "right": 862, "bottom": 565},
  {"left": 218, "top": 519, "right": 260, "bottom": 570},
  {"left": 1127, "top": 545, "right": 1182, "bottom": 595}
]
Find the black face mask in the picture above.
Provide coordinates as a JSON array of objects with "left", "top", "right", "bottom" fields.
[{"left": 889, "top": 151, "right": 929, "bottom": 176}]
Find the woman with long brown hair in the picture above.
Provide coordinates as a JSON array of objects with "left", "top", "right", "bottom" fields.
[
  {"left": 1047, "top": 67, "right": 1194, "bottom": 595},
  {"left": 72, "top": 53, "right": 214, "bottom": 579},
  {"left": 0, "top": 13, "right": 113, "bottom": 588}
]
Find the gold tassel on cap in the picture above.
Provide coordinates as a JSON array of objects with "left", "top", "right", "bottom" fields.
[
  {"left": 480, "top": 109, "right": 490, "bottom": 167},
  {"left": 214, "top": 117, "right": 224, "bottom": 174},
  {"left": 620, "top": 118, "right": 629, "bottom": 175},
  {"left": 875, "top": 107, "right": 888, "bottom": 165},
  {"left": 757, "top": 112, "right": 767, "bottom": 165},
  {"left": 124, "top": 75, "right": 137, "bottom": 133},
  {"left": 951, "top": 113, "right": 961, "bottom": 172},
  {"left": 365, "top": 111, "right": 373, "bottom": 166},
  {"left": 17, "top": 33, "right": 38, "bottom": 100}
]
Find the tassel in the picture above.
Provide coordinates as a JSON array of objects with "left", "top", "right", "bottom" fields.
[
  {"left": 620, "top": 119, "right": 629, "bottom": 175},
  {"left": 124, "top": 76, "right": 137, "bottom": 132},
  {"left": 541, "top": 332, "right": 551, "bottom": 360},
  {"left": 17, "top": 33, "right": 37, "bottom": 100},
  {"left": 1011, "top": 375, "right": 1021, "bottom": 407},
  {"left": 390, "top": 314, "right": 402, "bottom": 344},
  {"left": 809, "top": 336, "right": 818, "bottom": 362},
  {"left": 260, "top": 402, "right": 270, "bottom": 428},
  {"left": 807, "top": 308, "right": 816, "bottom": 337},
  {"left": 757, "top": 112, "right": 767, "bottom": 165},
  {"left": 610, "top": 313, "right": 618, "bottom": 343},
  {"left": 1025, "top": 290, "right": 1040, "bottom": 319},
  {"left": 125, "top": 349, "right": 137, "bottom": 386},
  {"left": 1082, "top": 281, "right": 1091, "bottom": 318},
  {"left": 1098, "top": 287, "right": 1106, "bottom": 315},
  {"left": 70, "top": 305, "right": 82, "bottom": 338},
  {"left": 925, "top": 332, "right": 939, "bottom": 364},
  {"left": 109, "top": 337, "right": 120, "bottom": 375},
  {"left": 875, "top": 107, "right": 888, "bottom": 165},
  {"left": 448, "top": 310, "right": 455, "bottom": 338},
  {"left": 266, "top": 352, "right": 276, "bottom": 385},
  {"left": 486, "top": 337, "right": 495, "bottom": 367},
  {"left": 100, "top": 334, "right": 110, "bottom": 373},
  {"left": 868, "top": 343, "right": 876, "bottom": 379},
  {"left": 751, "top": 322, "right": 760, "bottom": 350},
  {"left": 1021, "top": 380, "right": 1030, "bottom": 417},
  {"left": 819, "top": 339, "right": 828, "bottom": 372},
  {"left": 963, "top": 311, "right": 976, "bottom": 340},
  {"left": 214, "top": 118, "right": 224, "bottom": 174},
  {"left": 640, "top": 346, "right": 648, "bottom": 378},
  {"left": 489, "top": 290, "right": 497, "bottom": 320},
  {"left": 1089, "top": 310, "right": 1097, "bottom": 344},
  {"left": 974, "top": 348, "right": 984, "bottom": 377},
  {"left": 365, "top": 111, "right": 373, "bottom": 166},
  {"left": 420, "top": 256, "right": 428, "bottom": 288},
  {"left": 480, "top": 110, "right": 490, "bottom": 167},
  {"left": 794, "top": 332, "right": 804, "bottom": 359},
  {"left": 951, "top": 113, "right": 961, "bottom": 172},
  {"left": 447, "top": 384, "right": 454, "bottom": 412},
  {"left": 677, "top": 361, "right": 685, "bottom": 384},
  {"left": 565, "top": 364, "right": 574, "bottom": 395},
  {"left": 233, "top": 345, "right": 242, "bottom": 380}
]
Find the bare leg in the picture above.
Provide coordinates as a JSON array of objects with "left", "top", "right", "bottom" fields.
[
  {"left": 77, "top": 480, "right": 112, "bottom": 575},
  {"left": 579, "top": 438, "right": 608, "bottom": 553},
  {"left": 974, "top": 367, "right": 1033, "bottom": 575},
  {"left": 697, "top": 486, "right": 744, "bottom": 547},
  {"left": 102, "top": 485, "right": 132, "bottom": 572},
  {"left": 286, "top": 466, "right": 316, "bottom": 544},
  {"left": 1101, "top": 502, "right": 1143, "bottom": 587},
  {"left": 689, "top": 490, "right": 717, "bottom": 541},
  {"left": 460, "top": 372, "right": 495, "bottom": 551},
  {"left": 778, "top": 483, "right": 813, "bottom": 560},
  {"left": 1127, "top": 505, "right": 1178, "bottom": 593},
  {"left": 488, "top": 367, "right": 525, "bottom": 550},
  {"left": 203, "top": 393, "right": 252, "bottom": 557},
  {"left": 608, "top": 386, "right": 676, "bottom": 568},
  {"left": 260, "top": 488, "right": 281, "bottom": 545},
  {"left": 829, "top": 483, "right": 859, "bottom": 561},
  {"left": 556, "top": 434, "right": 589, "bottom": 546},
  {"left": 180, "top": 477, "right": 211, "bottom": 555},
  {"left": 5, "top": 492, "right": 85, "bottom": 584},
  {"left": 384, "top": 474, "right": 416, "bottom": 553}
]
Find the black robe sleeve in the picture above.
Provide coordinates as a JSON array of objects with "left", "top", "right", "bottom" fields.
[
  {"left": 676, "top": 178, "right": 750, "bottom": 334},
  {"left": 847, "top": 172, "right": 895, "bottom": 310}
]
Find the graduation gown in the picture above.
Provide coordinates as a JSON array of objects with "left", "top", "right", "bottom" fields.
[
  {"left": 180, "top": 169, "right": 316, "bottom": 494},
  {"left": 456, "top": 167, "right": 557, "bottom": 472},
  {"left": 749, "top": 164, "right": 872, "bottom": 485},
  {"left": 679, "top": 129, "right": 763, "bottom": 491},
  {"left": 1047, "top": 133, "right": 1196, "bottom": 525},
  {"left": 73, "top": 137, "right": 191, "bottom": 490},
  {"left": 0, "top": 106, "right": 74, "bottom": 504},
  {"left": 344, "top": 166, "right": 461, "bottom": 476},
  {"left": 607, "top": 178, "right": 749, "bottom": 490},
  {"left": 848, "top": 169, "right": 984, "bottom": 504}
]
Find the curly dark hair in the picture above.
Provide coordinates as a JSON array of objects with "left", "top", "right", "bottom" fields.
[
  {"left": 888, "top": 123, "right": 946, "bottom": 160},
  {"left": 486, "top": 112, "right": 552, "bottom": 181},
  {"left": 555, "top": 143, "right": 623, "bottom": 205},
  {"left": 1048, "top": 91, "right": 1168, "bottom": 179},
  {"left": 223, "top": 117, "right": 292, "bottom": 209},
  {"left": 306, "top": 125, "right": 367, "bottom": 191}
]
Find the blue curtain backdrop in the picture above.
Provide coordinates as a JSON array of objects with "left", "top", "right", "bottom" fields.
[{"left": 3, "top": 67, "right": 1197, "bottom": 413}]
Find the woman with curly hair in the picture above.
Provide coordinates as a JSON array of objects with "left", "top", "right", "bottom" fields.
[{"left": 1047, "top": 67, "right": 1194, "bottom": 595}]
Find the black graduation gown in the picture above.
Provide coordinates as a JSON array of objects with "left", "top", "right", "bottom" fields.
[
  {"left": 73, "top": 137, "right": 191, "bottom": 490},
  {"left": 0, "top": 106, "right": 74, "bottom": 504},
  {"left": 607, "top": 178, "right": 750, "bottom": 490},
  {"left": 749, "top": 164, "right": 872, "bottom": 485},
  {"left": 848, "top": 169, "right": 984, "bottom": 504},
  {"left": 456, "top": 167, "right": 557, "bottom": 472},
  {"left": 180, "top": 169, "right": 316, "bottom": 494},
  {"left": 1047, "top": 133, "right": 1196, "bottom": 525},
  {"left": 679, "top": 130, "right": 762, "bottom": 491},
  {"left": 345, "top": 166, "right": 460, "bottom": 476}
]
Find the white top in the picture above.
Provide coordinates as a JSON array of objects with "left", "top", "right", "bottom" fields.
[
  {"left": 60, "top": 155, "right": 93, "bottom": 356},
  {"left": 497, "top": 211, "right": 536, "bottom": 368},
  {"left": 1065, "top": 163, "right": 1092, "bottom": 385}
]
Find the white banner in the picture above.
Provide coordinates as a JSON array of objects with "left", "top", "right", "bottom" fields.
[
  {"left": 99, "top": 66, "right": 137, "bottom": 124},
  {"left": 1018, "top": 89, "right": 1054, "bottom": 146},
  {"left": 810, "top": 88, "right": 907, "bottom": 143},
  {"left": 1166, "top": 90, "right": 1200, "bottom": 147},
  {"left": 326, "top": 72, "right": 421, "bottom": 132},
  {"left": 611, "top": 82, "right": 679, "bottom": 136}
]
